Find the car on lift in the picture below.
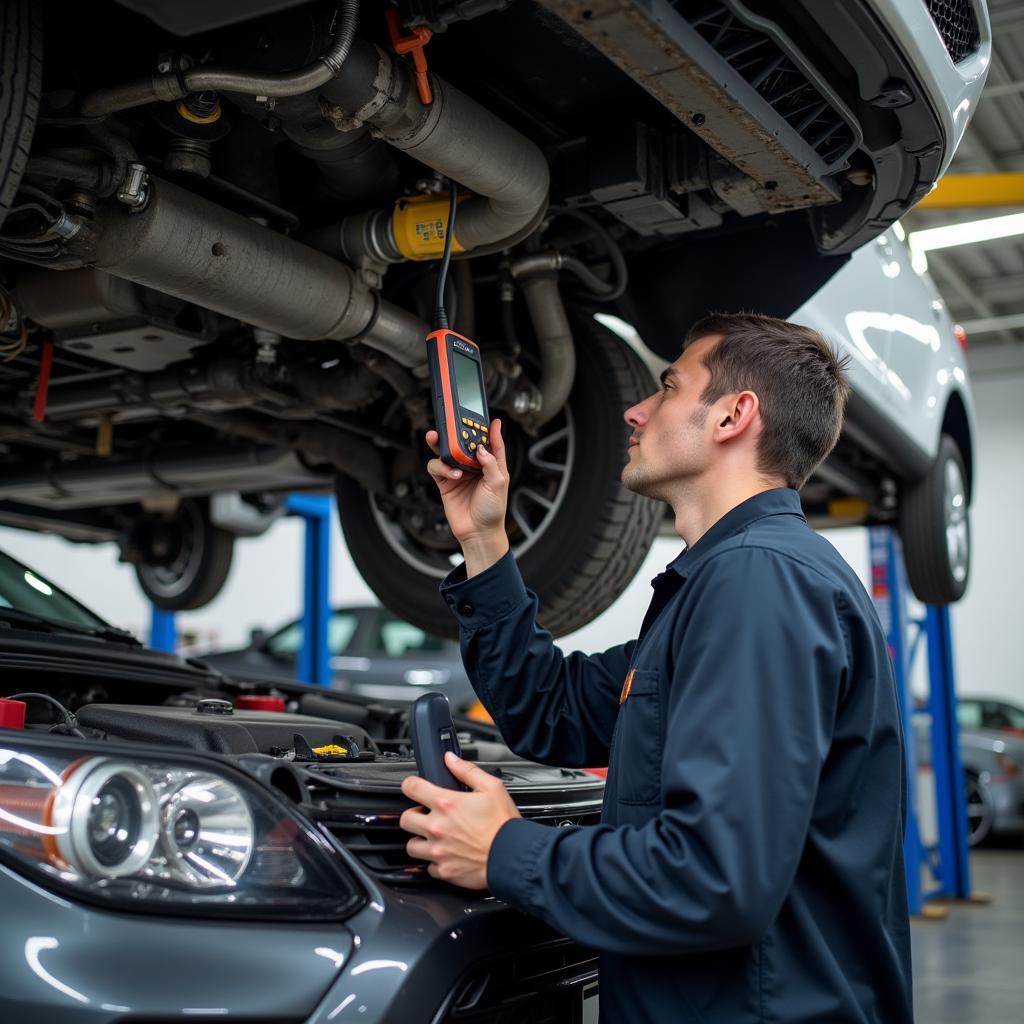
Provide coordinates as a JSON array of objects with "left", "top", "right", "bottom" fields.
[
  {"left": 200, "top": 605, "right": 477, "bottom": 710},
  {"left": 0, "top": 546, "right": 605, "bottom": 1021},
  {"left": 0, "top": 0, "right": 988, "bottom": 638}
]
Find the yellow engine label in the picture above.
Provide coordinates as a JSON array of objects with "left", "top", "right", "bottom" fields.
[{"left": 392, "top": 193, "right": 467, "bottom": 260}]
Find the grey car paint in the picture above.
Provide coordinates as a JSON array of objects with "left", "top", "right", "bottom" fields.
[
  {"left": 0, "top": 862, "right": 350, "bottom": 1021},
  {"left": 0, "top": 739, "right": 600, "bottom": 1024},
  {"left": 960, "top": 729, "right": 1024, "bottom": 841},
  {"left": 0, "top": 857, "right": 580, "bottom": 1024},
  {"left": 914, "top": 707, "right": 1024, "bottom": 844}
]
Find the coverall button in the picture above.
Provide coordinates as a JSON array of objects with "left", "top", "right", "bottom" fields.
[{"left": 458, "top": 602, "right": 474, "bottom": 616}]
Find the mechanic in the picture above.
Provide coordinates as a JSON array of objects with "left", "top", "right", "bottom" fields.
[{"left": 399, "top": 313, "right": 913, "bottom": 1023}]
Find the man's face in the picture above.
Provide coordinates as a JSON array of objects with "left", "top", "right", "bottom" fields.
[{"left": 621, "top": 336, "right": 719, "bottom": 501}]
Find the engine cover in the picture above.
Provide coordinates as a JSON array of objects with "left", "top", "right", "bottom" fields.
[{"left": 76, "top": 702, "right": 371, "bottom": 756}]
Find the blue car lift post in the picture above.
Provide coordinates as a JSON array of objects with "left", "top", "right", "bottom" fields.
[
  {"left": 148, "top": 494, "right": 334, "bottom": 689},
  {"left": 285, "top": 494, "right": 333, "bottom": 688},
  {"left": 869, "top": 527, "right": 974, "bottom": 918}
]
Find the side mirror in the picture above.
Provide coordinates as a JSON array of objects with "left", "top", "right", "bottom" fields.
[{"left": 249, "top": 627, "right": 269, "bottom": 650}]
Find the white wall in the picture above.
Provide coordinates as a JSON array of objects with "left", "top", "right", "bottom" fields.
[{"left": 950, "top": 349, "right": 1024, "bottom": 705}]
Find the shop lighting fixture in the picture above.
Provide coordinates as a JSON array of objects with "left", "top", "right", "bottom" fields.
[{"left": 908, "top": 211, "right": 1024, "bottom": 274}]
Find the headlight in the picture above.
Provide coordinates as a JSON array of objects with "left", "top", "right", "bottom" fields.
[{"left": 0, "top": 740, "right": 362, "bottom": 920}]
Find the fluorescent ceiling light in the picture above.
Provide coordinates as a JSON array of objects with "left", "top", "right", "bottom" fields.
[
  {"left": 910, "top": 210, "right": 1024, "bottom": 254},
  {"left": 907, "top": 210, "right": 1024, "bottom": 276}
]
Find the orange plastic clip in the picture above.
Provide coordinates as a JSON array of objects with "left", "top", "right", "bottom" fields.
[{"left": 386, "top": 8, "right": 434, "bottom": 106}]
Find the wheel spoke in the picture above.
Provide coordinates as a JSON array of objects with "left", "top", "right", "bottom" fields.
[
  {"left": 527, "top": 427, "right": 570, "bottom": 475},
  {"left": 510, "top": 487, "right": 556, "bottom": 539}
]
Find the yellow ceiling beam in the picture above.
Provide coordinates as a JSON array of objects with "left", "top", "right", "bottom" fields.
[{"left": 917, "top": 173, "right": 1024, "bottom": 209}]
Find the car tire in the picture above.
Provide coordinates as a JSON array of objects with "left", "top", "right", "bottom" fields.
[
  {"left": 132, "top": 499, "right": 235, "bottom": 611},
  {"left": 900, "top": 434, "right": 970, "bottom": 604},
  {"left": 1, "top": 0, "right": 43, "bottom": 225},
  {"left": 336, "top": 313, "right": 662, "bottom": 638},
  {"left": 964, "top": 770, "right": 994, "bottom": 847}
]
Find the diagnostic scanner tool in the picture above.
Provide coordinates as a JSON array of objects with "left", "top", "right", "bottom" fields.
[
  {"left": 426, "top": 179, "right": 489, "bottom": 470},
  {"left": 426, "top": 329, "right": 490, "bottom": 470},
  {"left": 409, "top": 692, "right": 467, "bottom": 791}
]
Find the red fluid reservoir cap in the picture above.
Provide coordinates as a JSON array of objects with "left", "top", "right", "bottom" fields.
[
  {"left": 235, "top": 695, "right": 286, "bottom": 713},
  {"left": 0, "top": 698, "right": 27, "bottom": 730}
]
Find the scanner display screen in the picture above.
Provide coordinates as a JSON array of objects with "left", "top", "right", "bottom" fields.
[{"left": 452, "top": 350, "right": 485, "bottom": 418}]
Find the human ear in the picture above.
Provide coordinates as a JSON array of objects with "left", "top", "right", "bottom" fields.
[{"left": 715, "top": 391, "right": 759, "bottom": 439}]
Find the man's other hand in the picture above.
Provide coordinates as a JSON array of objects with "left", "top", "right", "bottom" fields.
[{"left": 399, "top": 752, "right": 521, "bottom": 889}]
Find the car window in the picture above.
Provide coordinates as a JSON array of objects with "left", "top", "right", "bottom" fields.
[
  {"left": 265, "top": 612, "right": 358, "bottom": 657},
  {"left": 956, "top": 701, "right": 982, "bottom": 729},
  {"left": 0, "top": 551, "right": 108, "bottom": 629},
  {"left": 982, "top": 702, "right": 1024, "bottom": 731},
  {"left": 376, "top": 617, "right": 446, "bottom": 657}
]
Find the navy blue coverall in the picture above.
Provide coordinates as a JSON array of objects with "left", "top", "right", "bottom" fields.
[{"left": 440, "top": 488, "right": 913, "bottom": 1023}]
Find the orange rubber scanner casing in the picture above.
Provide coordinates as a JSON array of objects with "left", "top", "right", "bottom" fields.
[{"left": 426, "top": 329, "right": 489, "bottom": 471}]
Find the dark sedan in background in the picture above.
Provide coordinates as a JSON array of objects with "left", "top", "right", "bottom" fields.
[{"left": 201, "top": 607, "right": 477, "bottom": 712}]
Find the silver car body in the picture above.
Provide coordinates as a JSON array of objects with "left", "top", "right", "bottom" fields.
[
  {"left": 794, "top": 230, "right": 976, "bottom": 471},
  {"left": 871, "top": 0, "right": 991, "bottom": 168}
]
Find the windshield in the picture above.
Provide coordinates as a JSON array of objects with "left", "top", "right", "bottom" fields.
[{"left": 0, "top": 551, "right": 109, "bottom": 630}]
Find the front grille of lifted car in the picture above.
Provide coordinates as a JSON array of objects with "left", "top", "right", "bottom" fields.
[
  {"left": 436, "top": 937, "right": 599, "bottom": 1023},
  {"left": 674, "top": 1, "right": 858, "bottom": 169},
  {"left": 924, "top": 0, "right": 980, "bottom": 63}
]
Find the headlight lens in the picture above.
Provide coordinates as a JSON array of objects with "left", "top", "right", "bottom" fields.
[
  {"left": 158, "top": 771, "right": 254, "bottom": 888},
  {"left": 0, "top": 742, "right": 362, "bottom": 919},
  {"left": 52, "top": 760, "right": 159, "bottom": 879}
]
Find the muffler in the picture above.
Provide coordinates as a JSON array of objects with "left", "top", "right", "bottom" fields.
[{"left": 90, "top": 177, "right": 428, "bottom": 369}]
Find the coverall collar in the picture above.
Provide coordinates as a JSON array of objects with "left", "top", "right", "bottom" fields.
[{"left": 667, "top": 486, "right": 807, "bottom": 580}]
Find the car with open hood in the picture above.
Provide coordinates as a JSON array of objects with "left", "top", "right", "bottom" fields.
[{"left": 0, "top": 547, "right": 605, "bottom": 1021}]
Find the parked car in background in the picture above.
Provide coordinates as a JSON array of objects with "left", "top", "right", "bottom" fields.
[
  {"left": 0, "top": 546, "right": 605, "bottom": 1022},
  {"left": 201, "top": 606, "right": 476, "bottom": 712},
  {"left": 957, "top": 697, "right": 1024, "bottom": 845},
  {"left": 0, "top": 0, "right": 988, "bottom": 638},
  {"left": 958, "top": 697, "right": 1024, "bottom": 736},
  {"left": 915, "top": 700, "right": 1024, "bottom": 847}
]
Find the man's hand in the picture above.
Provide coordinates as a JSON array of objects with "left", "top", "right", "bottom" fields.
[
  {"left": 426, "top": 420, "right": 510, "bottom": 577},
  {"left": 399, "top": 752, "right": 521, "bottom": 889}
]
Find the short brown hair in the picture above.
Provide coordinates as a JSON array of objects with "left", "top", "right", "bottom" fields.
[{"left": 684, "top": 313, "right": 850, "bottom": 489}]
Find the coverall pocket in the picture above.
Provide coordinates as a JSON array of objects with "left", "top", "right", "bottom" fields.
[{"left": 612, "top": 669, "right": 662, "bottom": 805}]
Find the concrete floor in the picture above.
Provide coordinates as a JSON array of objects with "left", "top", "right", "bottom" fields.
[{"left": 911, "top": 843, "right": 1024, "bottom": 1020}]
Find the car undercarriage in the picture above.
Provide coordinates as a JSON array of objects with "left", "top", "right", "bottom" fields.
[{"left": 0, "top": 0, "right": 955, "bottom": 631}]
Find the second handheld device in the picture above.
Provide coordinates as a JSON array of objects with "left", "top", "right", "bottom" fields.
[{"left": 409, "top": 692, "right": 467, "bottom": 791}]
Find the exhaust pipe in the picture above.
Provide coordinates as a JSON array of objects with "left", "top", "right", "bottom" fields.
[
  {"left": 0, "top": 445, "right": 329, "bottom": 510},
  {"left": 90, "top": 177, "right": 428, "bottom": 369},
  {"left": 82, "top": 27, "right": 549, "bottom": 261}
]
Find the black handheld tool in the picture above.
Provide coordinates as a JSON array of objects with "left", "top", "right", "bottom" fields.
[
  {"left": 409, "top": 691, "right": 467, "bottom": 791},
  {"left": 426, "top": 179, "right": 490, "bottom": 471}
]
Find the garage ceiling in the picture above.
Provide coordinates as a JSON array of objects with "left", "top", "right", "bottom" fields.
[{"left": 901, "top": 0, "right": 1024, "bottom": 369}]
